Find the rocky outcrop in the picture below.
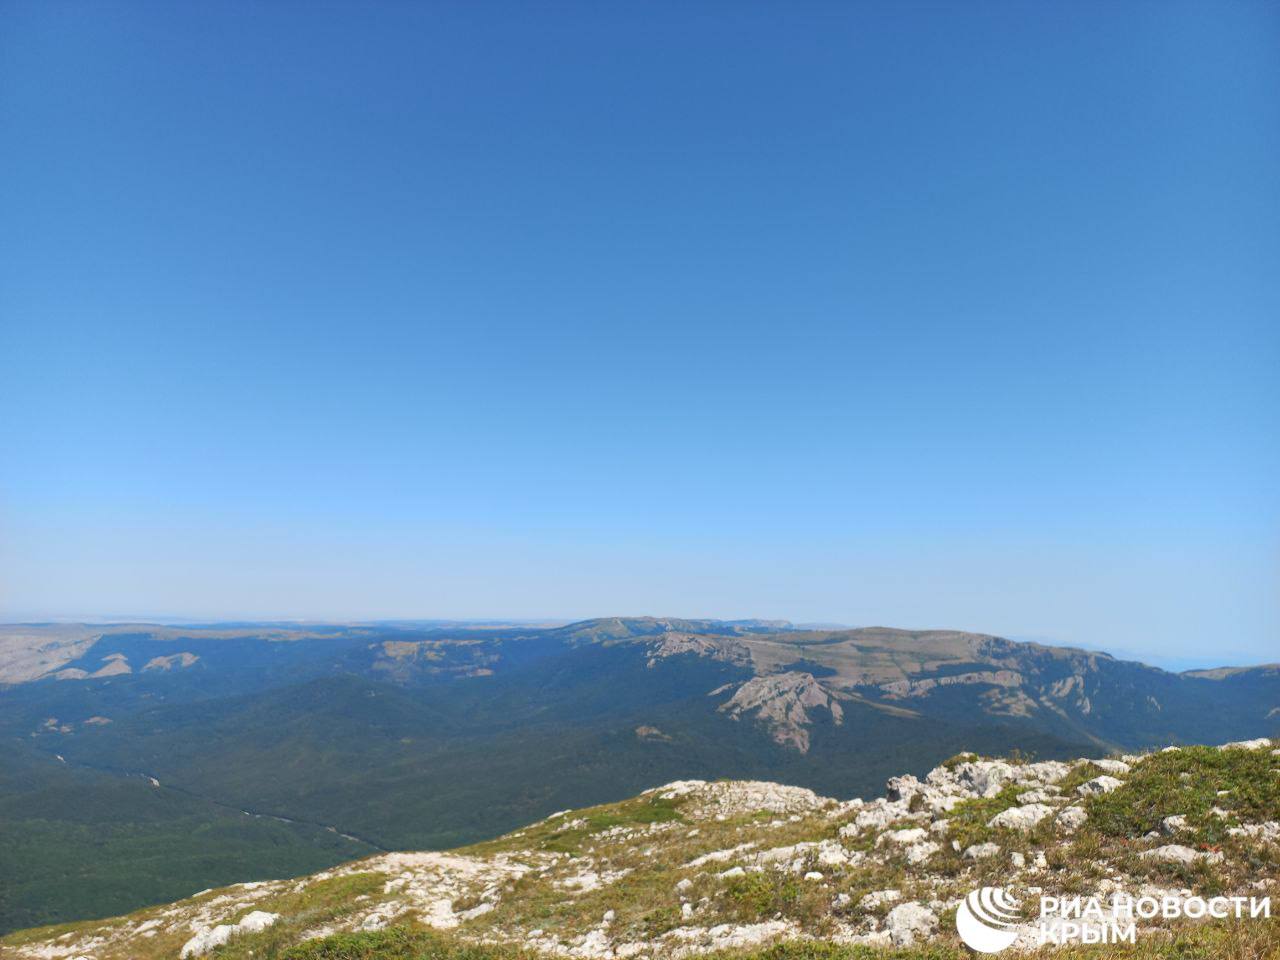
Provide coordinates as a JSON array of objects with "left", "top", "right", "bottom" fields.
[
  {"left": 716, "top": 672, "right": 846, "bottom": 752},
  {"left": 644, "top": 631, "right": 752, "bottom": 669},
  {"left": 90, "top": 653, "right": 132, "bottom": 678},
  {"left": 143, "top": 652, "right": 200, "bottom": 671},
  {"left": 878, "top": 670, "right": 1022, "bottom": 698},
  {"left": 181, "top": 911, "right": 278, "bottom": 957}
]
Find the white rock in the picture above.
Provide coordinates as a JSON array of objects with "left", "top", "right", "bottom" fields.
[
  {"left": 904, "top": 841, "right": 940, "bottom": 864},
  {"left": 1140, "top": 844, "right": 1223, "bottom": 864},
  {"left": 1093, "top": 759, "right": 1131, "bottom": 775},
  {"left": 179, "top": 912, "right": 279, "bottom": 958},
  {"left": 803, "top": 871, "right": 824, "bottom": 881},
  {"left": 1011, "top": 851, "right": 1026, "bottom": 868},
  {"left": 1221, "top": 739, "right": 1272, "bottom": 751},
  {"left": 859, "top": 889, "right": 901, "bottom": 910},
  {"left": 1017, "top": 789, "right": 1058, "bottom": 804},
  {"left": 848, "top": 799, "right": 912, "bottom": 834},
  {"left": 1077, "top": 776, "right": 1123, "bottom": 796},
  {"left": 885, "top": 774, "right": 922, "bottom": 803},
  {"left": 1161, "top": 815, "right": 1189, "bottom": 835},
  {"left": 686, "top": 842, "right": 757, "bottom": 868},
  {"left": 1226, "top": 822, "right": 1280, "bottom": 842},
  {"left": 237, "top": 912, "right": 279, "bottom": 934},
  {"left": 954, "top": 761, "right": 1015, "bottom": 798},
  {"left": 988, "top": 803, "right": 1054, "bottom": 831},
  {"left": 885, "top": 902, "right": 938, "bottom": 947},
  {"left": 458, "top": 902, "right": 494, "bottom": 920},
  {"left": 1057, "top": 806, "right": 1088, "bottom": 832},
  {"left": 813, "top": 839, "right": 853, "bottom": 866},
  {"left": 180, "top": 925, "right": 235, "bottom": 958},
  {"left": 878, "top": 827, "right": 928, "bottom": 846},
  {"left": 964, "top": 842, "right": 1001, "bottom": 859}
]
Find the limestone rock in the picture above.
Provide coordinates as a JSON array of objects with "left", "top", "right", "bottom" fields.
[
  {"left": 1140, "top": 844, "right": 1223, "bottom": 864},
  {"left": 1092, "top": 758, "right": 1131, "bottom": 776},
  {"left": 885, "top": 902, "right": 938, "bottom": 947},
  {"left": 988, "top": 803, "right": 1054, "bottom": 831},
  {"left": 1056, "top": 806, "right": 1088, "bottom": 832},
  {"left": 1161, "top": 814, "right": 1189, "bottom": 835},
  {"left": 1076, "top": 775, "right": 1123, "bottom": 796}
]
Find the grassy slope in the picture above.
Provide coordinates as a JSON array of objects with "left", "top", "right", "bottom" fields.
[{"left": 272, "top": 922, "right": 1280, "bottom": 960}]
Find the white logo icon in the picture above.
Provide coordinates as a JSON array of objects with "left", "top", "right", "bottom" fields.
[{"left": 956, "top": 886, "right": 1023, "bottom": 953}]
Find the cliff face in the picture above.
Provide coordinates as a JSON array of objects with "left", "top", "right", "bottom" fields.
[{"left": 7, "top": 737, "right": 1277, "bottom": 960}]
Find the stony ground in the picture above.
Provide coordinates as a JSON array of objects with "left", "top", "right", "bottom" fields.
[{"left": 4, "top": 738, "right": 1278, "bottom": 960}]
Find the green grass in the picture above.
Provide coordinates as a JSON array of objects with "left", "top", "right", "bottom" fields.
[
  {"left": 279, "top": 928, "right": 532, "bottom": 959},
  {"left": 943, "top": 783, "right": 1023, "bottom": 849},
  {"left": 268, "top": 916, "right": 1280, "bottom": 960},
  {"left": 207, "top": 873, "right": 389, "bottom": 960},
  {"left": 1085, "top": 744, "right": 1279, "bottom": 844},
  {"left": 466, "top": 793, "right": 685, "bottom": 857}
]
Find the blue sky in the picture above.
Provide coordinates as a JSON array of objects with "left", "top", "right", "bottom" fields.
[{"left": 1, "top": 2, "right": 1276, "bottom": 667}]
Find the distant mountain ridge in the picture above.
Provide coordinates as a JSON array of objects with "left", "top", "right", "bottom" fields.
[{"left": 0, "top": 617, "right": 1275, "bottom": 934}]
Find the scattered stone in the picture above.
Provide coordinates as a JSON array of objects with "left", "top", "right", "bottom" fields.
[
  {"left": 904, "top": 841, "right": 940, "bottom": 864},
  {"left": 1226, "top": 822, "right": 1280, "bottom": 842},
  {"left": 1057, "top": 806, "right": 1088, "bottom": 832},
  {"left": 953, "top": 760, "right": 1015, "bottom": 798},
  {"left": 1017, "top": 788, "right": 1058, "bottom": 804},
  {"left": 1161, "top": 815, "right": 1189, "bottom": 835},
  {"left": 878, "top": 827, "right": 928, "bottom": 846},
  {"left": 988, "top": 803, "right": 1054, "bottom": 831},
  {"left": 858, "top": 889, "right": 901, "bottom": 910},
  {"left": 180, "top": 912, "right": 278, "bottom": 958},
  {"left": 885, "top": 902, "right": 938, "bottom": 947},
  {"left": 963, "top": 842, "right": 1000, "bottom": 859},
  {"left": 1140, "top": 844, "right": 1223, "bottom": 864},
  {"left": 1076, "top": 775, "right": 1123, "bottom": 796},
  {"left": 1092, "top": 759, "right": 1131, "bottom": 775}
]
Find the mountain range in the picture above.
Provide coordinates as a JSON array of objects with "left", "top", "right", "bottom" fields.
[{"left": 0, "top": 617, "right": 1276, "bottom": 935}]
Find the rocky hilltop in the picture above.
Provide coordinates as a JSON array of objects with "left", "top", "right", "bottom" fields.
[{"left": 7, "top": 737, "right": 1277, "bottom": 960}]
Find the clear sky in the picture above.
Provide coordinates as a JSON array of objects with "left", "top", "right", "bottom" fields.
[{"left": 1, "top": 2, "right": 1276, "bottom": 668}]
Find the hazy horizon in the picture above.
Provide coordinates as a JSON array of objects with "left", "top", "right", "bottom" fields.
[
  {"left": 3, "top": 2, "right": 1276, "bottom": 669},
  {"left": 0, "top": 610, "right": 1273, "bottom": 673}
]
